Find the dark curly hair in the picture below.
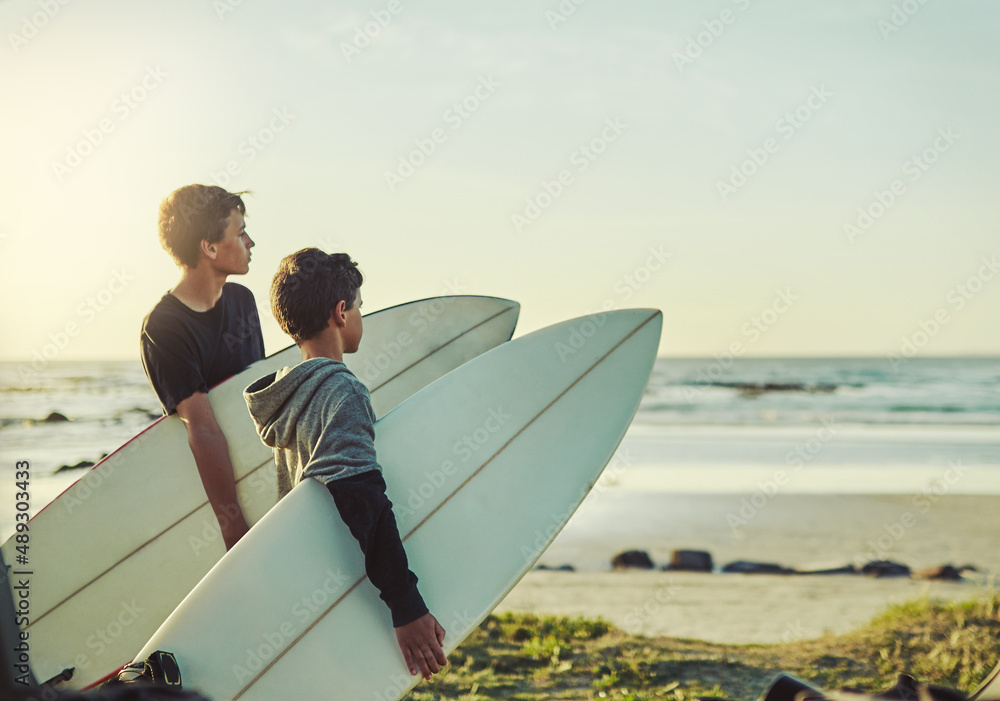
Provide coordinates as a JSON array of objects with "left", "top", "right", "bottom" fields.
[
  {"left": 271, "top": 248, "right": 364, "bottom": 343},
  {"left": 158, "top": 185, "right": 248, "bottom": 268}
]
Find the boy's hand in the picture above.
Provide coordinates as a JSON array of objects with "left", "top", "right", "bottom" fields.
[{"left": 394, "top": 613, "right": 447, "bottom": 680}]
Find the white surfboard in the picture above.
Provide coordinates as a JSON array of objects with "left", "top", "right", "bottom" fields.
[
  {"left": 1, "top": 296, "right": 519, "bottom": 690},
  {"left": 131, "top": 308, "right": 661, "bottom": 701},
  {"left": 973, "top": 660, "right": 1000, "bottom": 701}
]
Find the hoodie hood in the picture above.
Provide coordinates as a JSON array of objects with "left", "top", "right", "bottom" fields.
[{"left": 244, "top": 357, "right": 351, "bottom": 449}]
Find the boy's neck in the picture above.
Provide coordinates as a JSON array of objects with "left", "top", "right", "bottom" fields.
[
  {"left": 299, "top": 334, "right": 346, "bottom": 364},
  {"left": 171, "top": 265, "right": 228, "bottom": 312}
]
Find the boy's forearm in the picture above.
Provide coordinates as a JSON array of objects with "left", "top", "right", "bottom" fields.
[
  {"left": 187, "top": 424, "right": 245, "bottom": 526},
  {"left": 324, "top": 471, "right": 428, "bottom": 627},
  {"left": 177, "top": 392, "right": 249, "bottom": 548}
]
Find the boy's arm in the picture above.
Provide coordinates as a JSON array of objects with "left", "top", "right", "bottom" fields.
[
  {"left": 325, "top": 471, "right": 447, "bottom": 679},
  {"left": 176, "top": 392, "right": 250, "bottom": 551}
]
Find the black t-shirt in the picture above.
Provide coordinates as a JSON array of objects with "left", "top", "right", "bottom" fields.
[{"left": 140, "top": 283, "right": 265, "bottom": 414}]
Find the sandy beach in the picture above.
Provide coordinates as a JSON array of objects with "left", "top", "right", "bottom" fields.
[
  {"left": 496, "top": 571, "right": 995, "bottom": 644},
  {"left": 534, "top": 493, "right": 1000, "bottom": 573},
  {"left": 495, "top": 493, "right": 999, "bottom": 644}
]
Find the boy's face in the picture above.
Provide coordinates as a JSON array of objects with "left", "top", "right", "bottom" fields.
[
  {"left": 343, "top": 290, "right": 363, "bottom": 354},
  {"left": 206, "top": 208, "right": 254, "bottom": 274}
]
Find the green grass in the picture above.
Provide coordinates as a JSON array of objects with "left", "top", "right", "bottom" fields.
[{"left": 403, "top": 593, "right": 1000, "bottom": 701}]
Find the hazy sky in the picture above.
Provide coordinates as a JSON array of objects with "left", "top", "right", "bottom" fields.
[{"left": 1, "top": 0, "right": 998, "bottom": 362}]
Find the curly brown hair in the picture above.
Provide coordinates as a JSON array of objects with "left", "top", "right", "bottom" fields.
[
  {"left": 158, "top": 185, "right": 248, "bottom": 268},
  {"left": 271, "top": 248, "right": 364, "bottom": 343}
]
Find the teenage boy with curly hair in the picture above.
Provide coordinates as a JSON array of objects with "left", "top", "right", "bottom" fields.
[
  {"left": 141, "top": 184, "right": 264, "bottom": 550},
  {"left": 243, "top": 248, "right": 448, "bottom": 680}
]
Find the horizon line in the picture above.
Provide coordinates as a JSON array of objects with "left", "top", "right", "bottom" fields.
[{"left": 1, "top": 354, "right": 999, "bottom": 364}]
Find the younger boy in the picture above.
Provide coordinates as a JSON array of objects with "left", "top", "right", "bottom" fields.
[{"left": 243, "top": 248, "right": 447, "bottom": 681}]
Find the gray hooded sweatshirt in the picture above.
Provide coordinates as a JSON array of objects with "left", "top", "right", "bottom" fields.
[
  {"left": 244, "top": 357, "right": 380, "bottom": 499},
  {"left": 243, "top": 357, "right": 428, "bottom": 626}
]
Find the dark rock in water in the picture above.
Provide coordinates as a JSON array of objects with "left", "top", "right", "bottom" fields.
[
  {"left": 709, "top": 382, "right": 839, "bottom": 398},
  {"left": 861, "top": 560, "right": 911, "bottom": 578},
  {"left": 535, "top": 564, "right": 576, "bottom": 572},
  {"left": 797, "top": 564, "right": 858, "bottom": 576},
  {"left": 669, "top": 549, "right": 713, "bottom": 572},
  {"left": 739, "top": 383, "right": 804, "bottom": 398},
  {"left": 914, "top": 565, "right": 967, "bottom": 581},
  {"left": 721, "top": 560, "right": 796, "bottom": 575},
  {"left": 612, "top": 550, "right": 655, "bottom": 570},
  {"left": 43, "top": 412, "right": 70, "bottom": 422},
  {"left": 55, "top": 460, "right": 95, "bottom": 473},
  {"left": 128, "top": 406, "right": 163, "bottom": 421}
]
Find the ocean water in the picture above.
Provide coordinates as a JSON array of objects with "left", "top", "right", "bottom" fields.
[
  {"left": 638, "top": 357, "right": 1000, "bottom": 427},
  {"left": 1, "top": 357, "right": 998, "bottom": 542},
  {"left": 619, "top": 357, "right": 1000, "bottom": 495}
]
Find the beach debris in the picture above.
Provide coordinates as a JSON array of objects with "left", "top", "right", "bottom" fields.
[
  {"left": 668, "top": 549, "right": 713, "bottom": 572},
  {"left": 612, "top": 550, "right": 655, "bottom": 570},
  {"left": 534, "top": 564, "right": 576, "bottom": 572},
  {"left": 43, "top": 411, "right": 70, "bottom": 422},
  {"left": 721, "top": 561, "right": 796, "bottom": 575},
  {"left": 860, "top": 560, "right": 911, "bottom": 578}
]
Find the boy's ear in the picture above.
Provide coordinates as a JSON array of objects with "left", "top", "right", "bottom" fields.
[
  {"left": 331, "top": 300, "right": 348, "bottom": 327},
  {"left": 199, "top": 238, "right": 217, "bottom": 261}
]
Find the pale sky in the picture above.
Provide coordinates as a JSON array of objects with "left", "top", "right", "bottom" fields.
[{"left": 1, "top": 0, "right": 998, "bottom": 362}]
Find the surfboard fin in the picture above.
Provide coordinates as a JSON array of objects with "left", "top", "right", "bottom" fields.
[{"left": 107, "top": 650, "right": 183, "bottom": 688}]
